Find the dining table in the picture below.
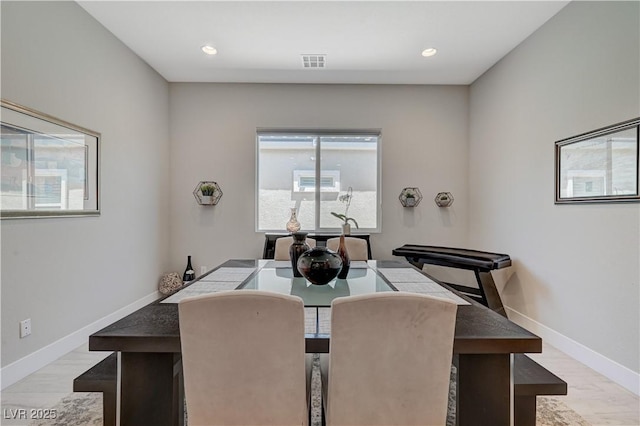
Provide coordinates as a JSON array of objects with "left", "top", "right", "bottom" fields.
[{"left": 89, "top": 258, "right": 541, "bottom": 426}]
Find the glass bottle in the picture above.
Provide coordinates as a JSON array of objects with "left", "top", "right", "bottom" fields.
[
  {"left": 289, "top": 232, "right": 310, "bottom": 277},
  {"left": 336, "top": 234, "right": 351, "bottom": 279},
  {"left": 286, "top": 207, "right": 301, "bottom": 233},
  {"left": 183, "top": 255, "right": 195, "bottom": 283}
]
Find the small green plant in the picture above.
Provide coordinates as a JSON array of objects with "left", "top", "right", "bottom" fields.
[
  {"left": 331, "top": 186, "right": 359, "bottom": 229},
  {"left": 200, "top": 184, "right": 216, "bottom": 196},
  {"left": 401, "top": 188, "right": 420, "bottom": 206}
]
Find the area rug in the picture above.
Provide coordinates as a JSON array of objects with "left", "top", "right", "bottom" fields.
[
  {"left": 536, "top": 396, "right": 592, "bottom": 426},
  {"left": 29, "top": 366, "right": 590, "bottom": 426},
  {"left": 28, "top": 392, "right": 102, "bottom": 426}
]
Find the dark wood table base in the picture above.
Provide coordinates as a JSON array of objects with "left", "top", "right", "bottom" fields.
[
  {"left": 457, "top": 354, "right": 511, "bottom": 425},
  {"left": 121, "top": 353, "right": 183, "bottom": 426}
]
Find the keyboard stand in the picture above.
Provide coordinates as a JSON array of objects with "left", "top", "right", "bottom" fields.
[{"left": 392, "top": 244, "right": 511, "bottom": 317}]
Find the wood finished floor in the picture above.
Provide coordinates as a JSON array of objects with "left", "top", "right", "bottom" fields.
[
  {"left": 530, "top": 343, "right": 639, "bottom": 426},
  {"left": 1, "top": 342, "right": 638, "bottom": 425}
]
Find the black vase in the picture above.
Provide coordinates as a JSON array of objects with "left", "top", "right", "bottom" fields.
[
  {"left": 289, "top": 232, "right": 310, "bottom": 277},
  {"left": 297, "top": 247, "right": 343, "bottom": 285}
]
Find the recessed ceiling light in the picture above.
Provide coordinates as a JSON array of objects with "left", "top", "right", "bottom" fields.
[
  {"left": 201, "top": 45, "right": 217, "bottom": 55},
  {"left": 421, "top": 48, "right": 437, "bottom": 57}
]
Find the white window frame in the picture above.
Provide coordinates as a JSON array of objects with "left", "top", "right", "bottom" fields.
[{"left": 256, "top": 129, "right": 382, "bottom": 233}]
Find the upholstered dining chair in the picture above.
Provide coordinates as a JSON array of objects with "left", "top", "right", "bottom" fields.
[
  {"left": 326, "top": 237, "right": 370, "bottom": 260},
  {"left": 320, "top": 292, "right": 457, "bottom": 426},
  {"left": 179, "top": 290, "right": 310, "bottom": 426},
  {"left": 274, "top": 236, "right": 316, "bottom": 260}
]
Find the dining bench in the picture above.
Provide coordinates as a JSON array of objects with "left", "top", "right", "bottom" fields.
[
  {"left": 513, "top": 354, "right": 568, "bottom": 426},
  {"left": 452, "top": 353, "right": 567, "bottom": 425},
  {"left": 73, "top": 352, "right": 186, "bottom": 426},
  {"left": 73, "top": 352, "right": 565, "bottom": 426},
  {"left": 73, "top": 352, "right": 117, "bottom": 426}
]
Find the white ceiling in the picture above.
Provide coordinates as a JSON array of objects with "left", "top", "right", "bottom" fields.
[{"left": 78, "top": 1, "right": 570, "bottom": 85}]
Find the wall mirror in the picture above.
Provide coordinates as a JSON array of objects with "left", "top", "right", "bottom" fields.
[
  {"left": 555, "top": 118, "right": 639, "bottom": 204},
  {"left": 1, "top": 100, "right": 100, "bottom": 218}
]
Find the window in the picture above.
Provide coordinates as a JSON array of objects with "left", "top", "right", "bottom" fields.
[{"left": 257, "top": 130, "right": 381, "bottom": 232}]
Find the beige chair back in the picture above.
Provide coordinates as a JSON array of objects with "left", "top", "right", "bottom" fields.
[
  {"left": 274, "top": 236, "right": 316, "bottom": 260},
  {"left": 179, "top": 290, "right": 308, "bottom": 426},
  {"left": 322, "top": 292, "right": 457, "bottom": 426},
  {"left": 326, "top": 237, "right": 369, "bottom": 260}
]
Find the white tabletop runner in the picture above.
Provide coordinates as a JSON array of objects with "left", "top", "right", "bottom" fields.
[
  {"left": 377, "top": 268, "right": 470, "bottom": 305},
  {"left": 161, "top": 267, "right": 255, "bottom": 304},
  {"left": 200, "top": 267, "right": 257, "bottom": 282},
  {"left": 304, "top": 307, "right": 332, "bottom": 334}
]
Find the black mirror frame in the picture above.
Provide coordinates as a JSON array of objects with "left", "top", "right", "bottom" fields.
[{"left": 555, "top": 117, "right": 640, "bottom": 204}]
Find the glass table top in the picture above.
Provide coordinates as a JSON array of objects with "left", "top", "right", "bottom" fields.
[{"left": 240, "top": 265, "right": 393, "bottom": 307}]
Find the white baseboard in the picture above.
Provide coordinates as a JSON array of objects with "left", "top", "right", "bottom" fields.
[
  {"left": 506, "top": 306, "right": 640, "bottom": 396},
  {"left": 1, "top": 291, "right": 160, "bottom": 390}
]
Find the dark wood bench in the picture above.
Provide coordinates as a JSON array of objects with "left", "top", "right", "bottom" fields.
[
  {"left": 514, "top": 354, "right": 568, "bottom": 426},
  {"left": 73, "top": 352, "right": 117, "bottom": 426},
  {"left": 77, "top": 352, "right": 564, "bottom": 426},
  {"left": 73, "top": 352, "right": 185, "bottom": 426}
]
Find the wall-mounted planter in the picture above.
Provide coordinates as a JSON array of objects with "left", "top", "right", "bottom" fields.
[
  {"left": 193, "top": 181, "right": 223, "bottom": 206},
  {"left": 435, "top": 192, "right": 454, "bottom": 207},
  {"left": 399, "top": 187, "right": 423, "bottom": 207}
]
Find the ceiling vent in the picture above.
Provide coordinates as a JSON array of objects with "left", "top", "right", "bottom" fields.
[{"left": 301, "top": 54, "right": 326, "bottom": 69}]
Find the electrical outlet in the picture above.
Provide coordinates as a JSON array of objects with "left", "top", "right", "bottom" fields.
[
  {"left": 200, "top": 266, "right": 208, "bottom": 275},
  {"left": 20, "top": 319, "right": 31, "bottom": 338}
]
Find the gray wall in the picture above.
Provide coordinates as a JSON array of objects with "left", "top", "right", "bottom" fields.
[
  {"left": 169, "top": 83, "right": 470, "bottom": 272},
  {"left": 1, "top": 2, "right": 170, "bottom": 366},
  {"left": 469, "top": 1, "right": 639, "bottom": 373}
]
